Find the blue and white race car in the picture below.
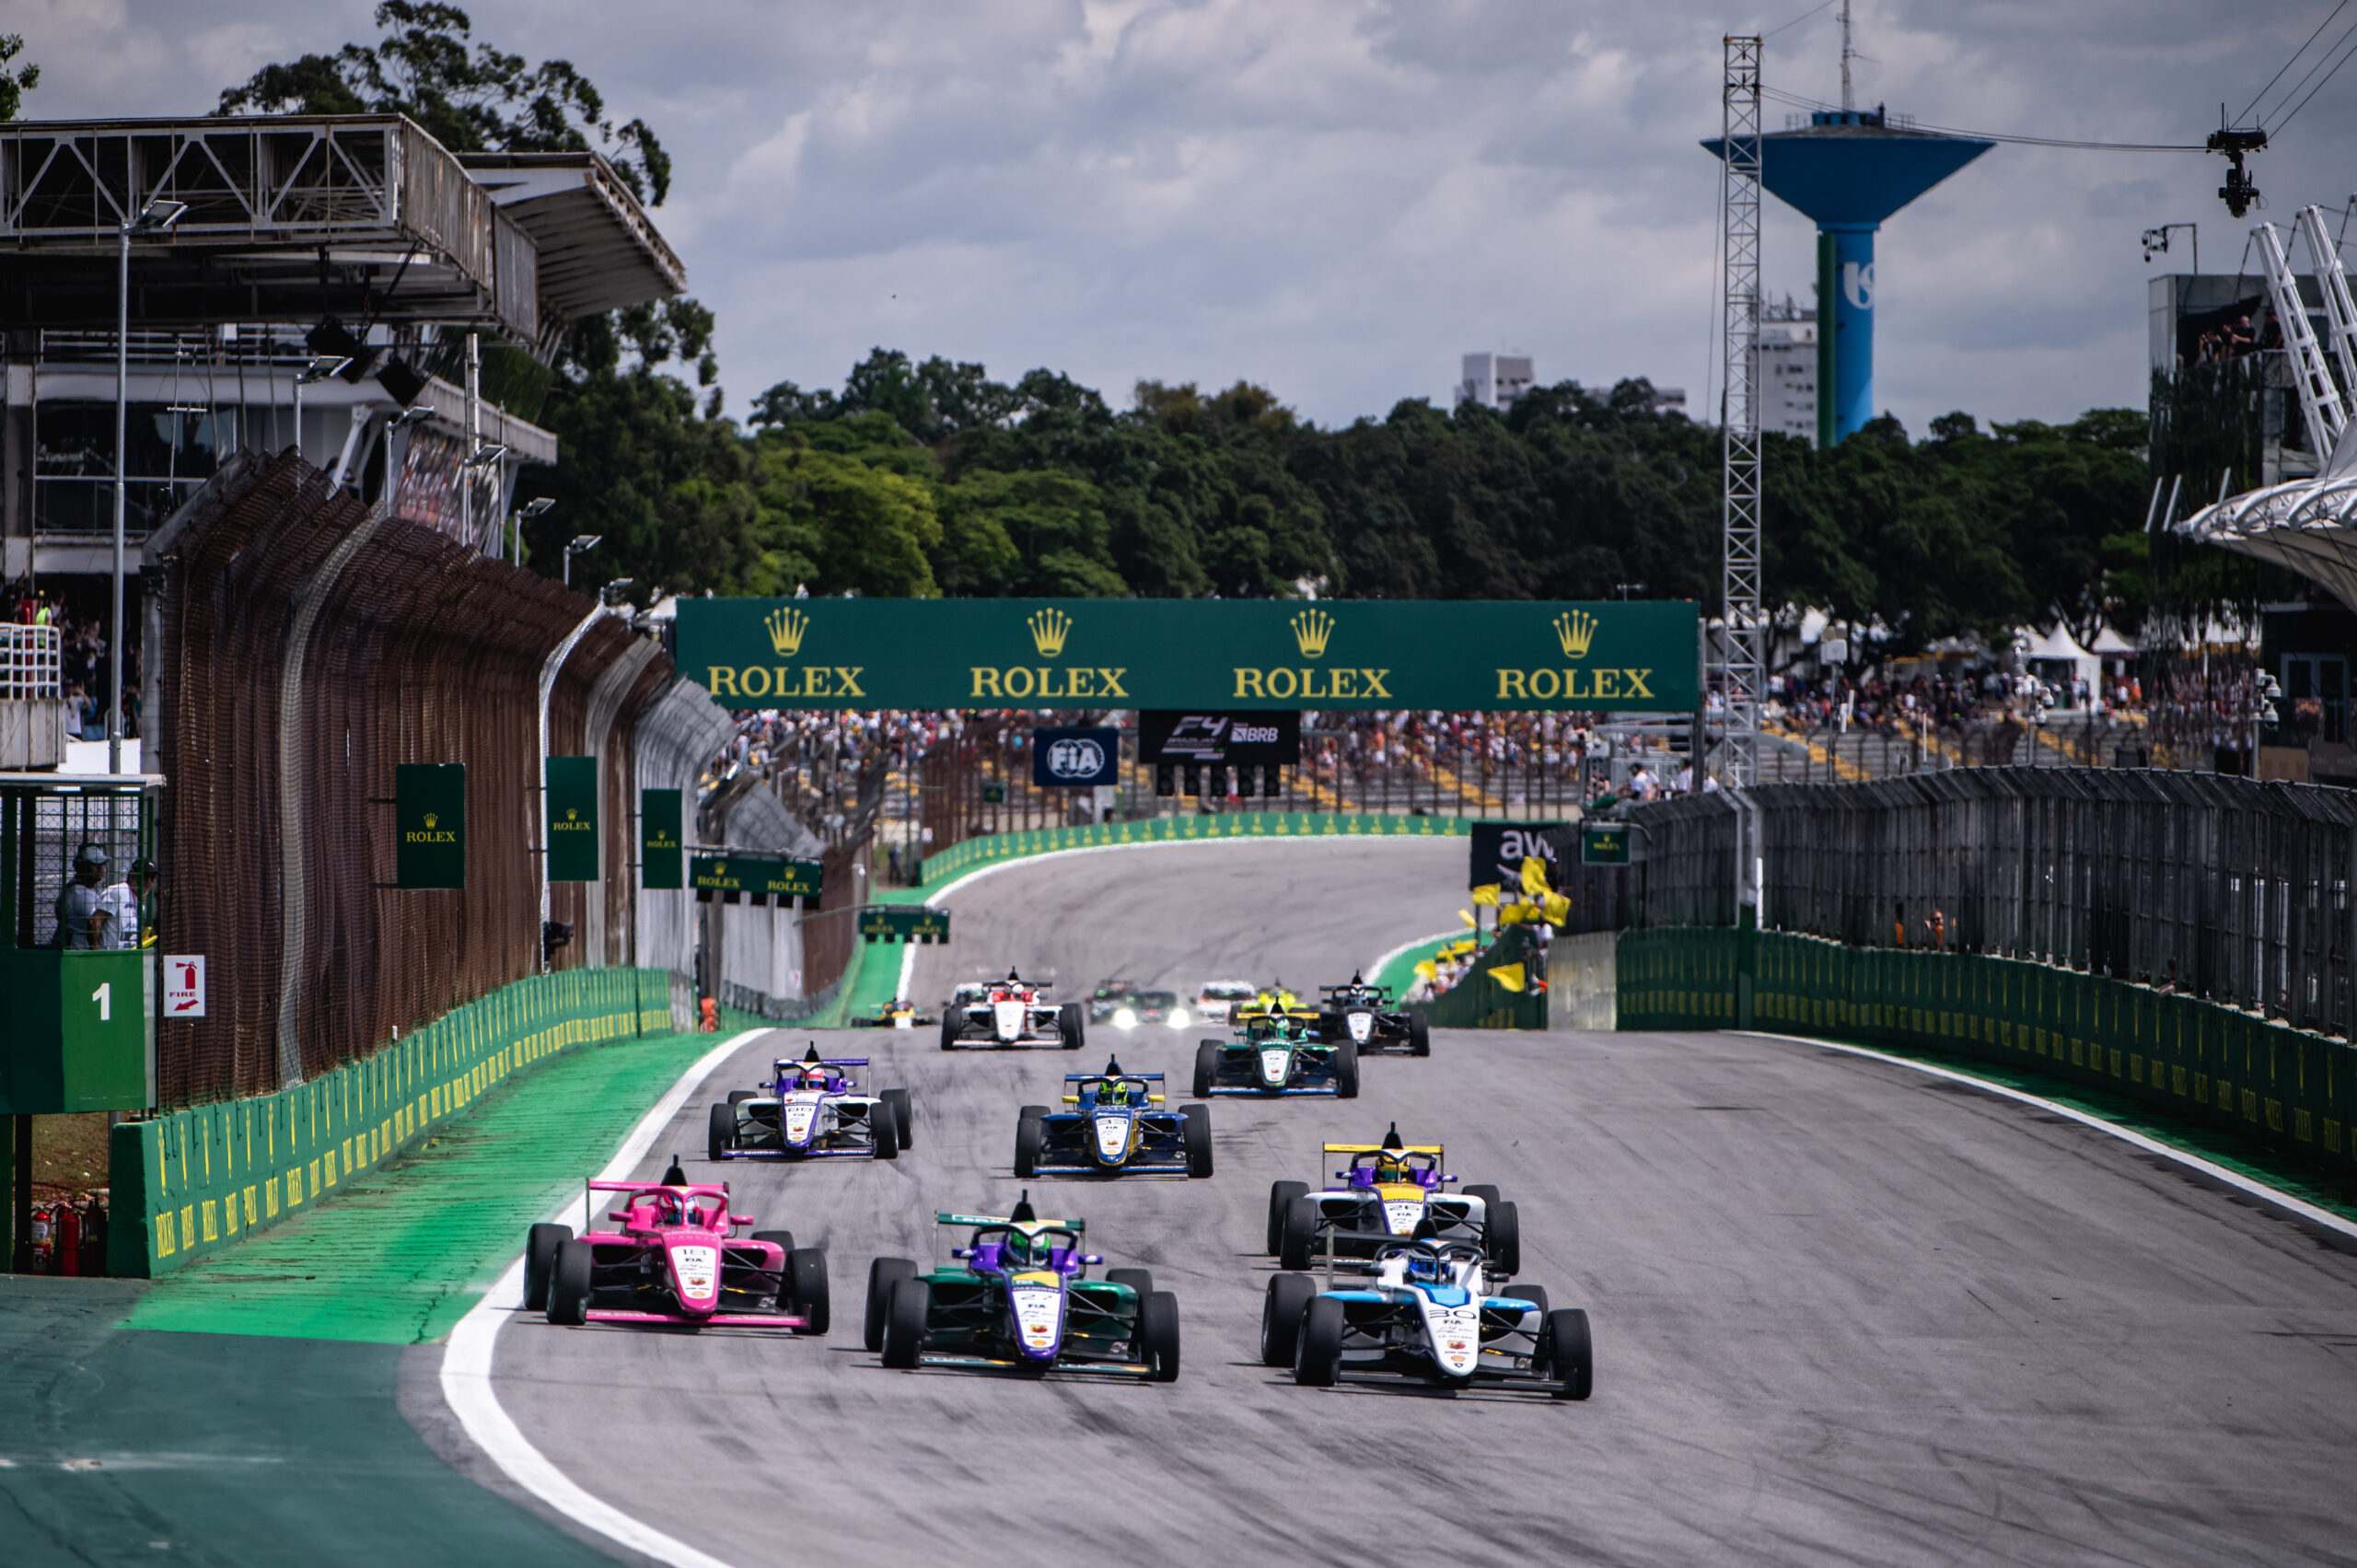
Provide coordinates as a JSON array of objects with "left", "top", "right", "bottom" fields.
[
  {"left": 1260, "top": 1237, "right": 1591, "bottom": 1400},
  {"left": 1014, "top": 1060, "right": 1213, "bottom": 1179},
  {"left": 706, "top": 1046, "right": 913, "bottom": 1161}
]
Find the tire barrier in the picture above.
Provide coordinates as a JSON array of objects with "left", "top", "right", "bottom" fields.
[
  {"left": 1619, "top": 926, "right": 2357, "bottom": 1182},
  {"left": 914, "top": 809, "right": 1474, "bottom": 888},
  {"left": 109, "top": 968, "right": 675, "bottom": 1278}
]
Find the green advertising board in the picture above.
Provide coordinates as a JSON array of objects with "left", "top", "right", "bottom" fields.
[
  {"left": 691, "top": 854, "right": 823, "bottom": 902},
  {"left": 1581, "top": 822, "right": 1632, "bottom": 865},
  {"left": 860, "top": 906, "right": 950, "bottom": 944},
  {"left": 640, "top": 787, "right": 684, "bottom": 889},
  {"left": 675, "top": 598, "right": 1699, "bottom": 712},
  {"left": 545, "top": 756, "right": 598, "bottom": 883},
  {"left": 395, "top": 762, "right": 466, "bottom": 889},
  {"left": 0, "top": 948, "right": 150, "bottom": 1112}
]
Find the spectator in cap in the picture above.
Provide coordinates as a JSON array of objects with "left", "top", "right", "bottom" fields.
[
  {"left": 55, "top": 843, "right": 110, "bottom": 948},
  {"left": 100, "top": 855, "right": 156, "bottom": 949}
]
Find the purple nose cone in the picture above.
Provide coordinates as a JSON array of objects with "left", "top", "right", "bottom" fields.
[{"left": 1703, "top": 111, "right": 1992, "bottom": 443}]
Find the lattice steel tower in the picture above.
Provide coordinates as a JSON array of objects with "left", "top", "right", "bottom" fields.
[{"left": 1717, "top": 35, "right": 1764, "bottom": 790}]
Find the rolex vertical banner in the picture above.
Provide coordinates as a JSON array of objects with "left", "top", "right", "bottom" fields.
[
  {"left": 395, "top": 763, "right": 466, "bottom": 889},
  {"left": 545, "top": 756, "right": 599, "bottom": 883},
  {"left": 640, "top": 786, "right": 683, "bottom": 889}
]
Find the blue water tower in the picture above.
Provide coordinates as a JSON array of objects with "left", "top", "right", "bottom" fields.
[{"left": 1707, "top": 110, "right": 1991, "bottom": 444}]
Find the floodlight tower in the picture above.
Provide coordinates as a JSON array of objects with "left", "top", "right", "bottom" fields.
[{"left": 1704, "top": 25, "right": 1991, "bottom": 443}]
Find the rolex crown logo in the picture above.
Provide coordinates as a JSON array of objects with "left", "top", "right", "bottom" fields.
[
  {"left": 1291, "top": 608, "right": 1334, "bottom": 658},
  {"left": 423, "top": 812, "right": 438, "bottom": 830},
  {"left": 1028, "top": 607, "right": 1072, "bottom": 657},
  {"left": 1555, "top": 609, "right": 1598, "bottom": 659},
  {"left": 765, "top": 606, "right": 808, "bottom": 657},
  {"left": 566, "top": 807, "right": 579, "bottom": 820}
]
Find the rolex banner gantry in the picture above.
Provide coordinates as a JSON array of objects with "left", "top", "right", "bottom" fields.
[{"left": 676, "top": 598, "right": 1699, "bottom": 711}]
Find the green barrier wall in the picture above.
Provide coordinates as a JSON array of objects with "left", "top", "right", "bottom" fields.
[
  {"left": 916, "top": 809, "right": 1473, "bottom": 886},
  {"left": 1618, "top": 928, "right": 2357, "bottom": 1182},
  {"left": 109, "top": 968, "right": 676, "bottom": 1278},
  {"left": 1421, "top": 925, "right": 1547, "bottom": 1030}
]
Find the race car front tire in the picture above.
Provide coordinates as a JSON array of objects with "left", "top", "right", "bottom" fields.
[
  {"left": 881, "top": 1088, "right": 915, "bottom": 1151},
  {"left": 872, "top": 1102, "right": 900, "bottom": 1160},
  {"left": 1014, "top": 1113, "right": 1043, "bottom": 1179},
  {"left": 1059, "top": 1004, "right": 1086, "bottom": 1050},
  {"left": 939, "top": 1016, "right": 959, "bottom": 1051},
  {"left": 1294, "top": 1295, "right": 1346, "bottom": 1387},
  {"left": 1261, "top": 1272, "right": 1316, "bottom": 1366},
  {"left": 1181, "top": 1104, "right": 1213, "bottom": 1178},
  {"left": 524, "top": 1223, "right": 572, "bottom": 1312},
  {"left": 1140, "top": 1289, "right": 1181, "bottom": 1382},
  {"left": 1486, "top": 1200, "right": 1523, "bottom": 1276},
  {"left": 547, "top": 1238, "right": 593, "bottom": 1326},
  {"left": 881, "top": 1278, "right": 929, "bottom": 1367},
  {"left": 1503, "top": 1283, "right": 1549, "bottom": 1318},
  {"left": 1332, "top": 1040, "right": 1360, "bottom": 1098},
  {"left": 1278, "top": 1195, "right": 1319, "bottom": 1271},
  {"left": 865, "top": 1258, "right": 916, "bottom": 1352},
  {"left": 706, "top": 1101, "right": 734, "bottom": 1162},
  {"left": 727, "top": 1088, "right": 755, "bottom": 1108},
  {"left": 1544, "top": 1307, "right": 1593, "bottom": 1400},
  {"left": 786, "top": 1248, "right": 830, "bottom": 1335},
  {"left": 1266, "top": 1181, "right": 1309, "bottom": 1254},
  {"left": 1409, "top": 1014, "right": 1431, "bottom": 1056},
  {"left": 1107, "top": 1267, "right": 1155, "bottom": 1297},
  {"left": 1191, "top": 1040, "right": 1219, "bottom": 1100}
]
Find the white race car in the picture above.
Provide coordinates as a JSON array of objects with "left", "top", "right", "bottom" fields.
[
  {"left": 1265, "top": 1126, "right": 1518, "bottom": 1274},
  {"left": 707, "top": 1047, "right": 914, "bottom": 1161},
  {"left": 941, "top": 970, "right": 1084, "bottom": 1051},
  {"left": 1192, "top": 980, "right": 1258, "bottom": 1024}
]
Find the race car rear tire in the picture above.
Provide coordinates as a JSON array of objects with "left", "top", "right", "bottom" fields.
[
  {"left": 1266, "top": 1181, "right": 1309, "bottom": 1254},
  {"left": 706, "top": 1101, "right": 734, "bottom": 1162},
  {"left": 1409, "top": 1014, "right": 1431, "bottom": 1056},
  {"left": 1191, "top": 1041, "right": 1219, "bottom": 1100},
  {"left": 727, "top": 1088, "right": 755, "bottom": 1108},
  {"left": 1332, "top": 1040, "right": 1360, "bottom": 1098},
  {"left": 881, "top": 1088, "right": 914, "bottom": 1152},
  {"left": 1140, "top": 1289, "right": 1181, "bottom": 1382},
  {"left": 547, "top": 1238, "right": 593, "bottom": 1326},
  {"left": 865, "top": 1258, "right": 916, "bottom": 1352},
  {"left": 1294, "top": 1295, "right": 1346, "bottom": 1387},
  {"left": 524, "top": 1223, "right": 572, "bottom": 1312},
  {"left": 1014, "top": 1113, "right": 1043, "bottom": 1179},
  {"left": 1486, "top": 1200, "right": 1523, "bottom": 1276},
  {"left": 1181, "top": 1104, "right": 1213, "bottom": 1178},
  {"left": 1503, "top": 1283, "right": 1550, "bottom": 1318},
  {"left": 786, "top": 1248, "right": 830, "bottom": 1335},
  {"left": 1059, "top": 1004, "right": 1086, "bottom": 1049},
  {"left": 881, "top": 1278, "right": 928, "bottom": 1368},
  {"left": 1261, "top": 1272, "right": 1316, "bottom": 1366},
  {"left": 1544, "top": 1307, "right": 1593, "bottom": 1400},
  {"left": 872, "top": 1101, "right": 900, "bottom": 1160},
  {"left": 939, "top": 1016, "right": 959, "bottom": 1051},
  {"left": 1107, "top": 1267, "right": 1155, "bottom": 1297},
  {"left": 1278, "top": 1195, "right": 1319, "bottom": 1272}
]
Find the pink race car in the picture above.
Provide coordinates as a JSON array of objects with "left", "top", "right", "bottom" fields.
[{"left": 524, "top": 1159, "right": 830, "bottom": 1332}]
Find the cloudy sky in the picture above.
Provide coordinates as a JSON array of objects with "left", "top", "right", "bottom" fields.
[{"left": 17, "top": 1, "right": 2357, "bottom": 434}]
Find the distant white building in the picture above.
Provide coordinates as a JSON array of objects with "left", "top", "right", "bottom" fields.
[
  {"left": 1756, "top": 298, "right": 1817, "bottom": 445},
  {"left": 1458, "top": 352, "right": 1536, "bottom": 411}
]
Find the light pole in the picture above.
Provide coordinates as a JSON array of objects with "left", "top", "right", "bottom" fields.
[
  {"left": 112, "top": 196, "right": 187, "bottom": 775},
  {"left": 377, "top": 402, "right": 434, "bottom": 513},
  {"left": 508, "top": 494, "right": 553, "bottom": 560},
  {"left": 563, "top": 533, "right": 602, "bottom": 590},
  {"left": 601, "top": 576, "right": 635, "bottom": 607}
]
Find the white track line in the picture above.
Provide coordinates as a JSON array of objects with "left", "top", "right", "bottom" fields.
[
  {"left": 439, "top": 1028, "right": 769, "bottom": 1568},
  {"left": 1737, "top": 1029, "right": 2357, "bottom": 1243}
]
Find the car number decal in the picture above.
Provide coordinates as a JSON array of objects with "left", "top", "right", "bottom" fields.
[
  {"left": 1259, "top": 1048, "right": 1291, "bottom": 1083},
  {"left": 1383, "top": 1200, "right": 1424, "bottom": 1234},
  {"left": 669, "top": 1243, "right": 720, "bottom": 1300}
]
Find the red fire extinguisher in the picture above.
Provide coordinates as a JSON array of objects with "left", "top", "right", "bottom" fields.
[
  {"left": 54, "top": 1203, "right": 81, "bottom": 1277},
  {"left": 700, "top": 997, "right": 718, "bottom": 1033},
  {"left": 82, "top": 1198, "right": 108, "bottom": 1278},
  {"left": 29, "top": 1203, "right": 54, "bottom": 1272}
]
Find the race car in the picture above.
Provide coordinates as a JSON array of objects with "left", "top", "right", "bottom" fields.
[
  {"left": 1265, "top": 1124, "right": 1518, "bottom": 1272},
  {"left": 1260, "top": 1237, "right": 1589, "bottom": 1400},
  {"left": 1232, "top": 984, "right": 1311, "bottom": 1023},
  {"left": 707, "top": 1046, "right": 914, "bottom": 1161},
  {"left": 1192, "top": 980, "right": 1258, "bottom": 1024},
  {"left": 527, "top": 1157, "right": 829, "bottom": 1333},
  {"left": 1192, "top": 1008, "right": 1358, "bottom": 1098},
  {"left": 1087, "top": 980, "right": 1143, "bottom": 1024},
  {"left": 941, "top": 969, "right": 1083, "bottom": 1051},
  {"left": 852, "top": 997, "right": 936, "bottom": 1029},
  {"left": 1015, "top": 1060, "right": 1213, "bottom": 1179},
  {"left": 1311, "top": 972, "right": 1430, "bottom": 1055},
  {"left": 864, "top": 1192, "right": 1179, "bottom": 1380},
  {"left": 1105, "top": 990, "right": 1189, "bottom": 1030}
]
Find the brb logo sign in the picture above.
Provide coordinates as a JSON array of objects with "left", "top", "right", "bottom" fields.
[{"left": 1033, "top": 726, "right": 1120, "bottom": 788}]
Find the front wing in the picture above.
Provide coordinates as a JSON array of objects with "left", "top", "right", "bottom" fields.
[{"left": 1028, "top": 1112, "right": 1193, "bottom": 1175}]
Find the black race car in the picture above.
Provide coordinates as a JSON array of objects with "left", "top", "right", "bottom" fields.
[{"left": 1311, "top": 973, "right": 1429, "bottom": 1056}]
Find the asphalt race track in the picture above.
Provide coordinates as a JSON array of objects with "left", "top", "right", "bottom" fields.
[{"left": 471, "top": 838, "right": 2357, "bottom": 1567}]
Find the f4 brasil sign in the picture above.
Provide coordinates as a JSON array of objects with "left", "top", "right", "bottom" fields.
[{"left": 676, "top": 598, "right": 1698, "bottom": 712}]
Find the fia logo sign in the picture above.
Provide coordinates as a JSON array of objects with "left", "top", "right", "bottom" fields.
[
  {"left": 1842, "top": 261, "right": 1875, "bottom": 311},
  {"left": 1045, "top": 737, "right": 1107, "bottom": 779}
]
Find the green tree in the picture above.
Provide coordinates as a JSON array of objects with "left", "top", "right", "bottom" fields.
[{"left": 0, "top": 34, "right": 41, "bottom": 122}]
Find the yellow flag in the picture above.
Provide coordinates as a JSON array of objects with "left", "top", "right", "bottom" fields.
[
  {"left": 1458, "top": 909, "right": 1477, "bottom": 927},
  {"left": 1491, "top": 963, "right": 1527, "bottom": 992},
  {"left": 1520, "top": 855, "right": 1550, "bottom": 897},
  {"left": 1496, "top": 901, "right": 1527, "bottom": 926},
  {"left": 1413, "top": 959, "right": 1438, "bottom": 982},
  {"left": 1542, "top": 890, "right": 1571, "bottom": 926},
  {"left": 1470, "top": 882, "right": 1501, "bottom": 906}
]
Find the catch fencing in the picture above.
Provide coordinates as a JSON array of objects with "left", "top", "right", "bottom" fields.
[
  {"left": 1563, "top": 768, "right": 2357, "bottom": 1040},
  {"left": 139, "top": 452, "right": 757, "bottom": 1106}
]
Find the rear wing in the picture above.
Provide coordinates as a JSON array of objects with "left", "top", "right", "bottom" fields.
[
  {"left": 589, "top": 1178, "right": 731, "bottom": 1197},
  {"left": 772, "top": 1057, "right": 869, "bottom": 1070},
  {"left": 936, "top": 1211, "right": 1086, "bottom": 1232},
  {"left": 1318, "top": 983, "right": 1395, "bottom": 1000},
  {"left": 1324, "top": 1142, "right": 1444, "bottom": 1156},
  {"left": 1064, "top": 1072, "right": 1165, "bottom": 1084}
]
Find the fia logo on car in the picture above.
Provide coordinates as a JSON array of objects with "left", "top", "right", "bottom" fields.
[{"left": 1046, "top": 737, "right": 1107, "bottom": 779}]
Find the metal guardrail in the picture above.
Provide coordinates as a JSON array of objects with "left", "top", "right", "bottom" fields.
[
  {"left": 0, "top": 624, "right": 63, "bottom": 700},
  {"left": 1565, "top": 769, "right": 2357, "bottom": 1039}
]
